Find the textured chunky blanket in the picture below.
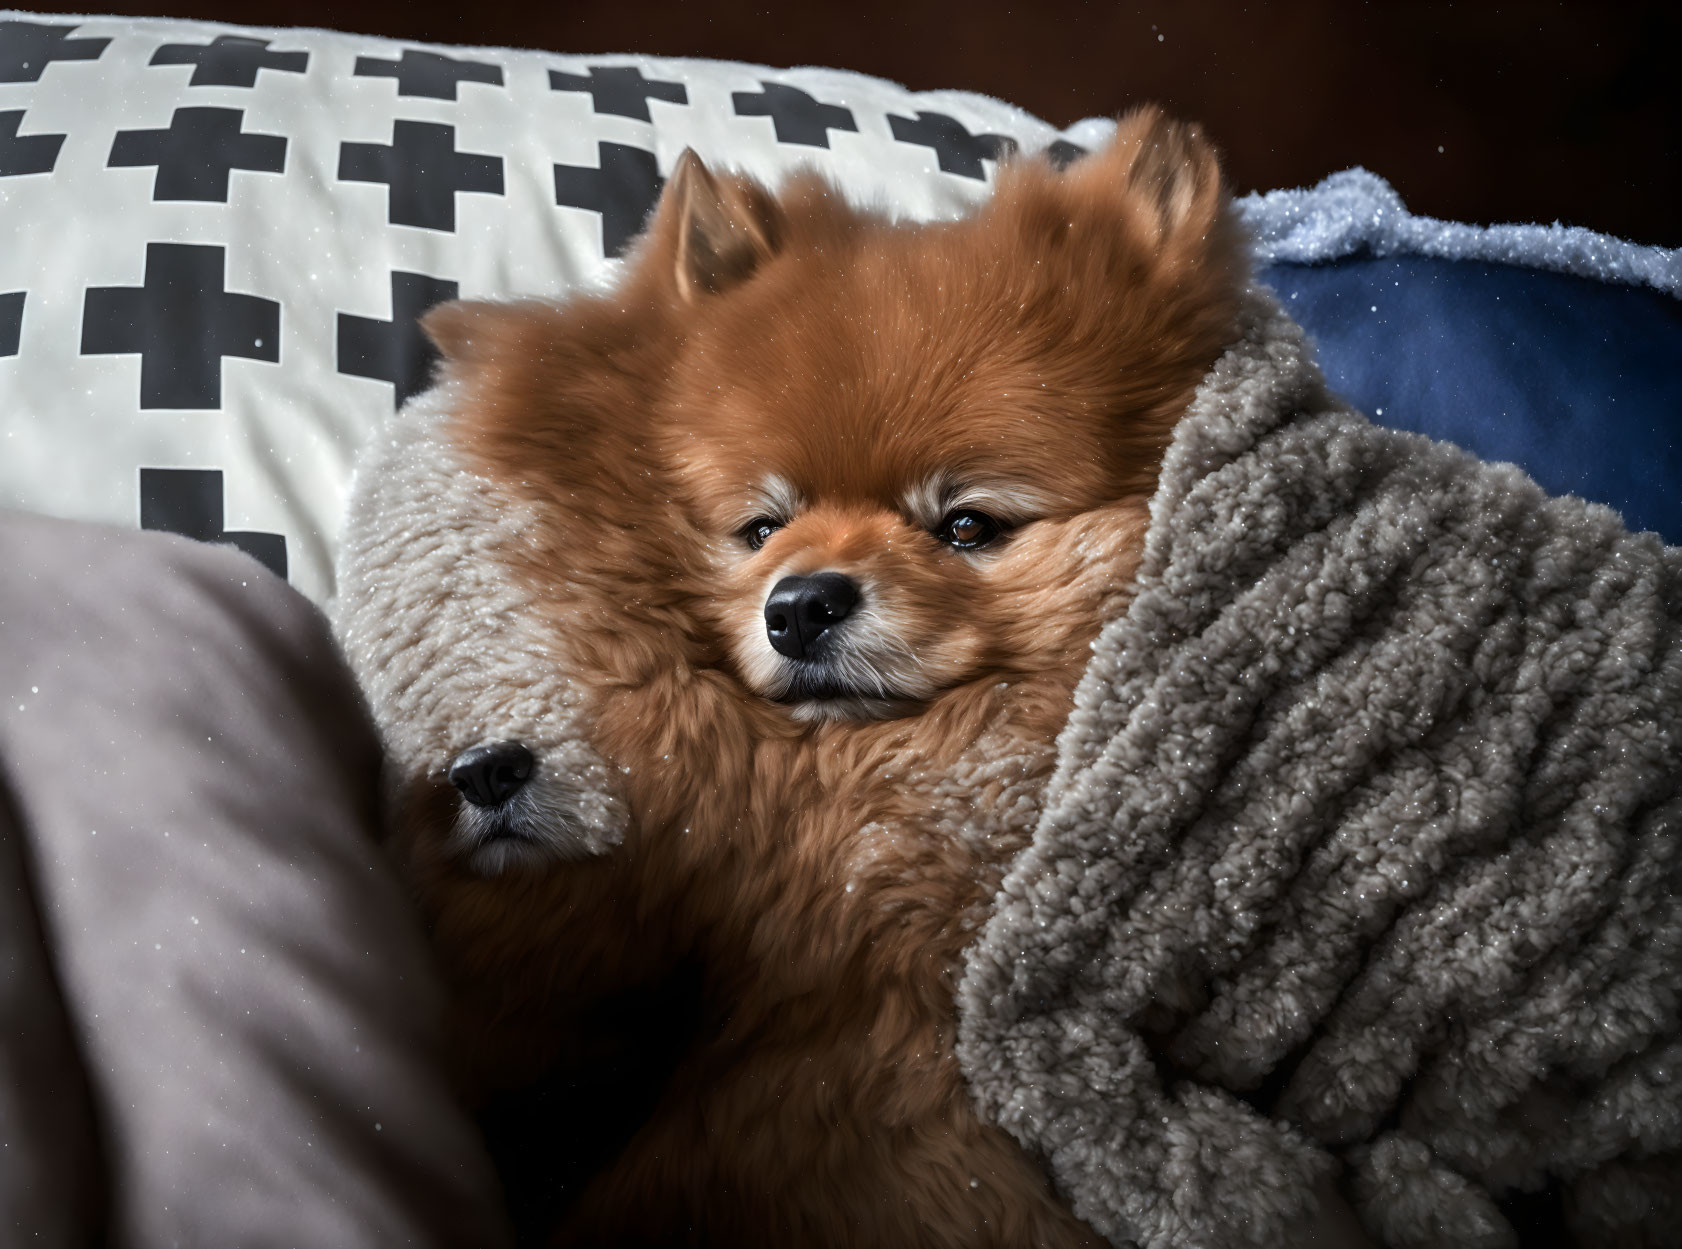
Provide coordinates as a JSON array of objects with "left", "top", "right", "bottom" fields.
[{"left": 956, "top": 293, "right": 1682, "bottom": 1249}]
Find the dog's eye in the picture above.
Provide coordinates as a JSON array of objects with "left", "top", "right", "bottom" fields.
[
  {"left": 740, "top": 517, "right": 783, "bottom": 551},
  {"left": 936, "top": 510, "right": 1001, "bottom": 550}
]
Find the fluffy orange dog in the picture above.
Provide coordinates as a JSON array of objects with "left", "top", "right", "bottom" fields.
[{"left": 402, "top": 107, "right": 1254, "bottom": 1247}]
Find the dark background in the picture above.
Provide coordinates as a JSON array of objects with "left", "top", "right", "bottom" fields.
[{"left": 30, "top": 0, "right": 1682, "bottom": 246}]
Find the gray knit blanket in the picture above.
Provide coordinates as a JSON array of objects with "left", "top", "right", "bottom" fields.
[{"left": 956, "top": 293, "right": 1682, "bottom": 1249}]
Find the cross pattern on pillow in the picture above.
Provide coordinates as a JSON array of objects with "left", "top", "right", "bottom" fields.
[
  {"left": 549, "top": 65, "right": 686, "bottom": 120},
  {"left": 337, "top": 270, "right": 459, "bottom": 408},
  {"left": 0, "top": 18, "right": 106, "bottom": 81},
  {"left": 552, "top": 141, "right": 665, "bottom": 257},
  {"left": 888, "top": 112, "right": 1019, "bottom": 179},
  {"left": 338, "top": 121, "right": 505, "bottom": 231},
  {"left": 109, "top": 107, "right": 287, "bottom": 201},
  {"left": 148, "top": 33, "right": 307, "bottom": 87},
  {"left": 0, "top": 106, "right": 61, "bottom": 173},
  {"left": 0, "top": 13, "right": 1092, "bottom": 599},
  {"left": 0, "top": 291, "right": 21, "bottom": 356},
  {"left": 732, "top": 82, "right": 858, "bottom": 148},
  {"left": 139, "top": 467, "right": 289, "bottom": 577},
  {"left": 354, "top": 48, "right": 503, "bottom": 100},
  {"left": 80, "top": 243, "right": 280, "bottom": 410}
]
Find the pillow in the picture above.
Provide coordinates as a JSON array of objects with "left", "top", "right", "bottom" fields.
[
  {"left": 0, "top": 510, "right": 511, "bottom": 1246},
  {"left": 0, "top": 10, "right": 1107, "bottom": 602},
  {"left": 1244, "top": 169, "right": 1682, "bottom": 544},
  {"left": 2, "top": 12, "right": 1677, "bottom": 605}
]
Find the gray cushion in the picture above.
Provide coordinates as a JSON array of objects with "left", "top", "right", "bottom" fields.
[{"left": 0, "top": 511, "right": 509, "bottom": 1248}]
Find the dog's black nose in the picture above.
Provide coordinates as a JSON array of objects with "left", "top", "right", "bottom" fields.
[
  {"left": 448, "top": 741, "right": 534, "bottom": 808},
  {"left": 764, "top": 573, "right": 860, "bottom": 660}
]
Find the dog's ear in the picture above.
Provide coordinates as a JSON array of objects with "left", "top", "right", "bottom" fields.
[
  {"left": 638, "top": 149, "right": 783, "bottom": 302},
  {"left": 1074, "top": 104, "right": 1227, "bottom": 246},
  {"left": 986, "top": 106, "right": 1248, "bottom": 471},
  {"left": 994, "top": 104, "right": 1238, "bottom": 273}
]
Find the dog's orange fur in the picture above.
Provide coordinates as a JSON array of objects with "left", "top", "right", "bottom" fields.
[{"left": 394, "top": 107, "right": 1250, "bottom": 1247}]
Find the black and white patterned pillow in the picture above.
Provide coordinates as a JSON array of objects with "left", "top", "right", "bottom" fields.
[{"left": 0, "top": 12, "right": 1110, "bottom": 601}]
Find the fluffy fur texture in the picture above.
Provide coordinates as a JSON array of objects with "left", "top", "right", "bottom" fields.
[
  {"left": 957, "top": 291, "right": 1682, "bottom": 1249},
  {"left": 336, "top": 107, "right": 1258, "bottom": 1247}
]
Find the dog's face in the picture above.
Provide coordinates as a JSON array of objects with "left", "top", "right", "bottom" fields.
[
  {"left": 669, "top": 262, "right": 1152, "bottom": 719},
  {"left": 422, "top": 104, "right": 1248, "bottom": 760},
  {"left": 652, "top": 109, "right": 1250, "bottom": 718}
]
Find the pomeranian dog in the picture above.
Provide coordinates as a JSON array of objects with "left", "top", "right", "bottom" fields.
[{"left": 392, "top": 106, "right": 1300, "bottom": 1247}]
